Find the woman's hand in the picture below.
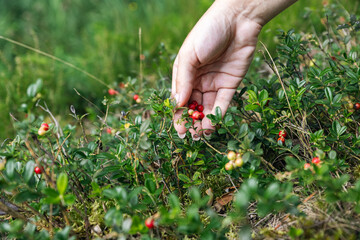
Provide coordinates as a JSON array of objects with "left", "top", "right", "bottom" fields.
[{"left": 172, "top": 0, "right": 297, "bottom": 140}]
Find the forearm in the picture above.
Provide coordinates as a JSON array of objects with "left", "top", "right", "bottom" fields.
[{"left": 217, "top": 0, "right": 298, "bottom": 26}]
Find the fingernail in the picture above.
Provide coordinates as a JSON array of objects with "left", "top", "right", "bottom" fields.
[
  {"left": 178, "top": 132, "right": 186, "bottom": 139},
  {"left": 192, "top": 134, "right": 200, "bottom": 141}
]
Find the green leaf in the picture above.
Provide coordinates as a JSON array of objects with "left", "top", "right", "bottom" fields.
[
  {"left": 325, "top": 87, "right": 333, "bottom": 102},
  {"left": 15, "top": 190, "right": 41, "bottom": 203},
  {"left": 140, "top": 119, "right": 151, "bottom": 133},
  {"left": 57, "top": 173, "right": 68, "bottom": 196},
  {"left": 215, "top": 106, "right": 222, "bottom": 120},
  {"left": 26, "top": 78, "right": 43, "bottom": 98},
  {"left": 64, "top": 194, "right": 76, "bottom": 205},
  {"left": 178, "top": 173, "right": 191, "bottom": 183},
  {"left": 145, "top": 178, "right": 156, "bottom": 194},
  {"left": 23, "top": 161, "right": 35, "bottom": 183},
  {"left": 5, "top": 160, "right": 16, "bottom": 179}
]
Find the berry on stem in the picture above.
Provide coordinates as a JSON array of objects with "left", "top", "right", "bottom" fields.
[
  {"left": 312, "top": 157, "right": 321, "bottom": 165},
  {"left": 34, "top": 166, "right": 42, "bottom": 174},
  {"left": 191, "top": 100, "right": 198, "bottom": 108},
  {"left": 145, "top": 217, "right": 155, "bottom": 229},
  {"left": 198, "top": 112, "right": 205, "bottom": 120},
  {"left": 197, "top": 105, "right": 204, "bottom": 112},
  {"left": 234, "top": 157, "right": 243, "bottom": 168},
  {"left": 41, "top": 123, "right": 49, "bottom": 131},
  {"left": 279, "top": 130, "right": 287, "bottom": 138},
  {"left": 277, "top": 136, "right": 285, "bottom": 144},
  {"left": 225, "top": 162, "right": 234, "bottom": 171},
  {"left": 108, "top": 89, "right": 118, "bottom": 95},
  {"left": 304, "top": 163, "right": 311, "bottom": 170},
  {"left": 192, "top": 111, "right": 201, "bottom": 120},
  {"left": 188, "top": 104, "right": 196, "bottom": 110},
  {"left": 227, "top": 151, "right": 236, "bottom": 161},
  {"left": 133, "top": 94, "right": 139, "bottom": 101},
  {"left": 355, "top": 103, "right": 360, "bottom": 110},
  {"left": 188, "top": 109, "right": 194, "bottom": 116}
]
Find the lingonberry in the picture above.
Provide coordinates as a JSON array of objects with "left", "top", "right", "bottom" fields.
[
  {"left": 227, "top": 151, "right": 236, "bottom": 161},
  {"left": 145, "top": 217, "right": 155, "bottom": 229},
  {"left": 355, "top": 103, "right": 360, "bottom": 110},
  {"left": 312, "top": 157, "right": 321, "bottom": 165},
  {"left": 34, "top": 166, "right": 42, "bottom": 174},
  {"left": 304, "top": 163, "right": 311, "bottom": 170},
  {"left": 279, "top": 130, "right": 287, "bottom": 138},
  {"left": 197, "top": 104, "right": 204, "bottom": 112},
  {"left": 225, "top": 162, "right": 234, "bottom": 171},
  {"left": 133, "top": 94, "right": 139, "bottom": 101},
  {"left": 41, "top": 123, "right": 49, "bottom": 131},
  {"left": 277, "top": 136, "right": 285, "bottom": 144},
  {"left": 198, "top": 112, "right": 205, "bottom": 120},
  {"left": 108, "top": 89, "right": 118, "bottom": 95}
]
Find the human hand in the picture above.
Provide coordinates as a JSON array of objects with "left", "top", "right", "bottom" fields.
[
  {"left": 172, "top": 0, "right": 297, "bottom": 140},
  {"left": 172, "top": 0, "right": 262, "bottom": 140}
]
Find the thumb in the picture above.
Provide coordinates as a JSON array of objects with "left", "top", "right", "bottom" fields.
[{"left": 175, "top": 52, "right": 198, "bottom": 107}]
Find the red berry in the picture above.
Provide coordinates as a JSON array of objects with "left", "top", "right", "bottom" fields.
[
  {"left": 198, "top": 112, "right": 205, "bottom": 120},
  {"left": 145, "top": 217, "right": 155, "bottom": 229},
  {"left": 304, "top": 163, "right": 311, "bottom": 170},
  {"left": 34, "top": 166, "right": 42, "bottom": 174},
  {"left": 133, "top": 94, "right": 139, "bottom": 101},
  {"left": 188, "top": 109, "right": 194, "bottom": 116},
  {"left": 312, "top": 157, "right": 321, "bottom": 165},
  {"left": 197, "top": 104, "right": 204, "bottom": 112},
  {"left": 192, "top": 111, "right": 201, "bottom": 120},
  {"left": 108, "top": 89, "right": 118, "bottom": 95},
  {"left": 277, "top": 136, "right": 285, "bottom": 144},
  {"left": 355, "top": 103, "right": 360, "bottom": 110},
  {"left": 188, "top": 104, "right": 196, "bottom": 110},
  {"left": 41, "top": 123, "right": 49, "bottom": 131},
  {"left": 279, "top": 130, "right": 287, "bottom": 138},
  {"left": 106, "top": 128, "right": 112, "bottom": 134},
  {"left": 190, "top": 100, "right": 198, "bottom": 107}
]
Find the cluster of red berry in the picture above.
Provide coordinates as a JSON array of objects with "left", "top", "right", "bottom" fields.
[
  {"left": 277, "top": 130, "right": 287, "bottom": 144},
  {"left": 38, "top": 123, "right": 49, "bottom": 136},
  {"left": 304, "top": 157, "right": 321, "bottom": 170},
  {"left": 224, "top": 151, "right": 244, "bottom": 171},
  {"left": 188, "top": 100, "right": 205, "bottom": 122}
]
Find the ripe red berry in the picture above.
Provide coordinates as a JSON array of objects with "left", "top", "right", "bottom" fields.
[
  {"left": 304, "top": 163, "right": 311, "bottom": 170},
  {"left": 355, "top": 103, "right": 360, "bottom": 110},
  {"left": 108, "top": 89, "right": 118, "bottom": 95},
  {"left": 197, "top": 105, "right": 204, "bottom": 112},
  {"left": 312, "top": 157, "right": 321, "bottom": 165},
  {"left": 279, "top": 130, "right": 287, "bottom": 138},
  {"left": 188, "top": 104, "right": 196, "bottom": 110},
  {"left": 34, "top": 166, "right": 42, "bottom": 174},
  {"left": 192, "top": 111, "right": 201, "bottom": 120},
  {"left": 198, "top": 112, "right": 205, "bottom": 120},
  {"left": 191, "top": 100, "right": 198, "bottom": 108},
  {"left": 133, "top": 94, "right": 139, "bottom": 101},
  {"left": 106, "top": 128, "right": 112, "bottom": 134},
  {"left": 41, "top": 123, "right": 49, "bottom": 131},
  {"left": 277, "top": 136, "right": 285, "bottom": 144},
  {"left": 145, "top": 217, "right": 155, "bottom": 229}
]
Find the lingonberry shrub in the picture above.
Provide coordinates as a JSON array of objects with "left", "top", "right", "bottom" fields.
[{"left": 1, "top": 6, "right": 360, "bottom": 240}]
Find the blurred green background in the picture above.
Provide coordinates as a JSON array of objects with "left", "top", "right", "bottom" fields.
[{"left": 0, "top": 0, "right": 358, "bottom": 140}]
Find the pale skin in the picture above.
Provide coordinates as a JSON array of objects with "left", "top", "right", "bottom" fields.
[{"left": 172, "top": 0, "right": 298, "bottom": 140}]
